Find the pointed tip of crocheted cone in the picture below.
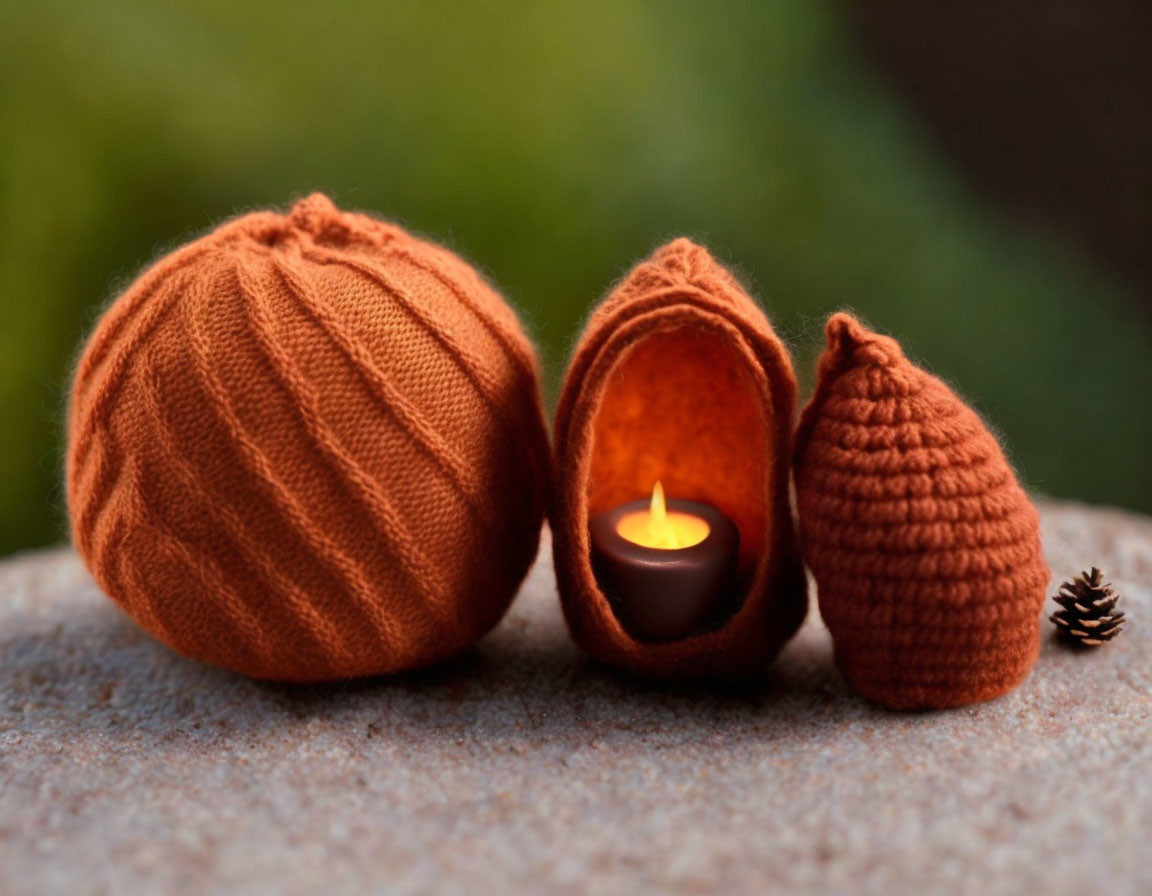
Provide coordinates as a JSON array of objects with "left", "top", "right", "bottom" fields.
[
  {"left": 795, "top": 312, "right": 914, "bottom": 467},
  {"left": 824, "top": 312, "right": 905, "bottom": 368},
  {"left": 825, "top": 311, "right": 868, "bottom": 344}
]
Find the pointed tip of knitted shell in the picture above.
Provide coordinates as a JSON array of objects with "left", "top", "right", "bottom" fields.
[
  {"left": 794, "top": 314, "right": 1049, "bottom": 709},
  {"left": 586, "top": 238, "right": 770, "bottom": 337},
  {"left": 551, "top": 239, "right": 807, "bottom": 679},
  {"left": 66, "top": 196, "right": 549, "bottom": 683},
  {"left": 646, "top": 237, "right": 728, "bottom": 282}
]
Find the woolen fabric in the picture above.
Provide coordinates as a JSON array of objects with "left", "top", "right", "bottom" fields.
[
  {"left": 551, "top": 239, "right": 808, "bottom": 678},
  {"left": 793, "top": 313, "right": 1049, "bottom": 709},
  {"left": 67, "top": 194, "right": 549, "bottom": 682}
]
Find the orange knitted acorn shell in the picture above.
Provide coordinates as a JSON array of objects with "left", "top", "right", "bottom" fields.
[
  {"left": 67, "top": 194, "right": 549, "bottom": 682},
  {"left": 793, "top": 314, "right": 1049, "bottom": 709},
  {"left": 551, "top": 239, "right": 808, "bottom": 678}
]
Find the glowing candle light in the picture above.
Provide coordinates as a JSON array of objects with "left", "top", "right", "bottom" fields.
[
  {"left": 615, "top": 481, "right": 710, "bottom": 549},
  {"left": 589, "top": 481, "right": 739, "bottom": 643}
]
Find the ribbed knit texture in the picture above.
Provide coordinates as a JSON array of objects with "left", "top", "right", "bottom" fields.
[
  {"left": 551, "top": 239, "right": 807, "bottom": 678},
  {"left": 67, "top": 194, "right": 549, "bottom": 682},
  {"left": 793, "top": 313, "right": 1049, "bottom": 709}
]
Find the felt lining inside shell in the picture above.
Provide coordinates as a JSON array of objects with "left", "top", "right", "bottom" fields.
[{"left": 587, "top": 326, "right": 770, "bottom": 601}]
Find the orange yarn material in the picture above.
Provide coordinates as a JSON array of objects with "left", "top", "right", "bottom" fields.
[
  {"left": 793, "top": 314, "right": 1049, "bottom": 709},
  {"left": 67, "top": 194, "right": 549, "bottom": 682},
  {"left": 551, "top": 239, "right": 807, "bottom": 678}
]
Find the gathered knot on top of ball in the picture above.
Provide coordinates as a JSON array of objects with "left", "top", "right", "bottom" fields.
[{"left": 67, "top": 194, "right": 549, "bottom": 682}]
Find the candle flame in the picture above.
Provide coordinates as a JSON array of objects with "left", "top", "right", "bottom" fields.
[
  {"left": 651, "top": 480, "right": 667, "bottom": 530},
  {"left": 616, "top": 480, "right": 710, "bottom": 549}
]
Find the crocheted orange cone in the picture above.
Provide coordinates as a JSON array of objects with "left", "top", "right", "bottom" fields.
[
  {"left": 551, "top": 239, "right": 807, "bottom": 678},
  {"left": 67, "top": 194, "right": 549, "bottom": 682},
  {"left": 793, "top": 313, "right": 1049, "bottom": 709}
]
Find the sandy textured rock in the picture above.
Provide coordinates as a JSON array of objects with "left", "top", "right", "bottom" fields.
[{"left": 0, "top": 499, "right": 1149, "bottom": 895}]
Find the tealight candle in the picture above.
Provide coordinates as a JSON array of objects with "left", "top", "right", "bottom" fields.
[{"left": 590, "top": 482, "right": 740, "bottom": 643}]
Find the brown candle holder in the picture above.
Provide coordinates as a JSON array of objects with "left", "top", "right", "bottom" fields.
[{"left": 590, "top": 498, "right": 740, "bottom": 643}]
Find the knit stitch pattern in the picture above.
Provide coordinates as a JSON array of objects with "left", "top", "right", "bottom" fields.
[
  {"left": 67, "top": 194, "right": 549, "bottom": 682},
  {"left": 793, "top": 313, "right": 1049, "bottom": 709},
  {"left": 552, "top": 239, "right": 807, "bottom": 678}
]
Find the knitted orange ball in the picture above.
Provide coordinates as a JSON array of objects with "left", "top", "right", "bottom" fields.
[
  {"left": 793, "top": 313, "right": 1049, "bottom": 709},
  {"left": 67, "top": 194, "right": 549, "bottom": 682}
]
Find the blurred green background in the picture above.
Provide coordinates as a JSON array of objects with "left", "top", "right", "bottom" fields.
[{"left": 2, "top": 0, "right": 1150, "bottom": 557}]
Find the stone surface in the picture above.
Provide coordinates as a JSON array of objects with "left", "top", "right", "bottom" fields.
[{"left": 0, "top": 499, "right": 1149, "bottom": 895}]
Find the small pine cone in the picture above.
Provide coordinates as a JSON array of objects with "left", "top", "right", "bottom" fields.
[{"left": 1050, "top": 567, "right": 1126, "bottom": 646}]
